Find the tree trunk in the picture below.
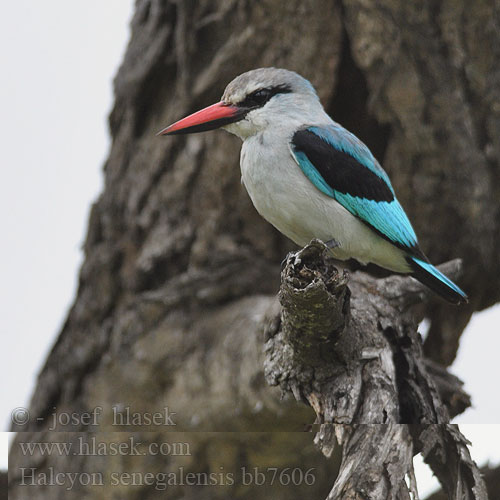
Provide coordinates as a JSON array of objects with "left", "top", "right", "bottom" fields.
[{"left": 8, "top": 0, "right": 500, "bottom": 499}]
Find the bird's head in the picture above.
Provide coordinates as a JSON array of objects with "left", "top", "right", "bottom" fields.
[{"left": 157, "top": 68, "right": 321, "bottom": 140}]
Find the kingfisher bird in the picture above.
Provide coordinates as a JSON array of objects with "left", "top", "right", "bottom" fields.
[{"left": 158, "top": 68, "right": 467, "bottom": 304}]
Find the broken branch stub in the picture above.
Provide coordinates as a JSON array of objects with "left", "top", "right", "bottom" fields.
[{"left": 279, "top": 240, "right": 350, "bottom": 365}]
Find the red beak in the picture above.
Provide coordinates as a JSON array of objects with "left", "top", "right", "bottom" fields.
[{"left": 157, "top": 102, "right": 245, "bottom": 136}]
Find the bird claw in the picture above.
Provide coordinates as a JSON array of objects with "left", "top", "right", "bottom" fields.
[
  {"left": 280, "top": 256, "right": 288, "bottom": 270},
  {"left": 325, "top": 238, "right": 340, "bottom": 249},
  {"left": 280, "top": 253, "right": 303, "bottom": 270}
]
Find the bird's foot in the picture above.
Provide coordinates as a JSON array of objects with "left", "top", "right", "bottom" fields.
[{"left": 324, "top": 238, "right": 341, "bottom": 249}]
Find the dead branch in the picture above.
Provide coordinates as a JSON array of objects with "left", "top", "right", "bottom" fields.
[{"left": 264, "top": 240, "right": 487, "bottom": 499}]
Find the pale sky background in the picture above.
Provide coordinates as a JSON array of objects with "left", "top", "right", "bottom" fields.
[
  {"left": 1, "top": 1, "right": 499, "bottom": 496},
  {"left": 0, "top": 0, "right": 134, "bottom": 428}
]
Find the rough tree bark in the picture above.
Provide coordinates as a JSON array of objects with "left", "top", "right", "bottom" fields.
[{"left": 8, "top": 0, "right": 500, "bottom": 499}]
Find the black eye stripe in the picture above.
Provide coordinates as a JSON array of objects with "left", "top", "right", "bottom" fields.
[{"left": 239, "top": 84, "right": 292, "bottom": 108}]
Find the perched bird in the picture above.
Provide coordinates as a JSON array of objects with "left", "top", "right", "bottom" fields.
[{"left": 158, "top": 68, "right": 467, "bottom": 304}]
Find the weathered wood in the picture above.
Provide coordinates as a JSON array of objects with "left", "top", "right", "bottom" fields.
[
  {"left": 412, "top": 424, "right": 489, "bottom": 500},
  {"left": 265, "top": 241, "right": 487, "bottom": 499},
  {"left": 265, "top": 240, "right": 458, "bottom": 426},
  {"left": 428, "top": 464, "right": 500, "bottom": 500},
  {"left": 327, "top": 425, "right": 417, "bottom": 500}
]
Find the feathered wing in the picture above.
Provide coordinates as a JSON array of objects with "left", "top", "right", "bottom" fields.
[{"left": 290, "top": 125, "right": 467, "bottom": 304}]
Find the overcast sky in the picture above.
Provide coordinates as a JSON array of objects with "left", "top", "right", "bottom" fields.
[
  {"left": 0, "top": 0, "right": 133, "bottom": 429},
  {"left": 1, "top": 1, "right": 499, "bottom": 495}
]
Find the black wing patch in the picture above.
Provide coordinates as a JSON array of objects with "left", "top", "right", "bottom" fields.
[{"left": 291, "top": 129, "right": 394, "bottom": 202}]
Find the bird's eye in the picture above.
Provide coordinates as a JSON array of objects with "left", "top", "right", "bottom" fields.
[
  {"left": 250, "top": 89, "right": 271, "bottom": 105},
  {"left": 238, "top": 85, "right": 292, "bottom": 109},
  {"left": 241, "top": 88, "right": 272, "bottom": 108}
]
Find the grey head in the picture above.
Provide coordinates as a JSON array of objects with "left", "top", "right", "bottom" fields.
[
  {"left": 221, "top": 68, "right": 322, "bottom": 139},
  {"left": 222, "top": 68, "right": 317, "bottom": 105}
]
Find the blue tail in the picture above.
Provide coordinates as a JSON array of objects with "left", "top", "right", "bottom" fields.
[{"left": 407, "top": 257, "right": 468, "bottom": 305}]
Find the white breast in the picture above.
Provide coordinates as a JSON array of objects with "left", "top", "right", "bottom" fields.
[{"left": 239, "top": 130, "right": 410, "bottom": 273}]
